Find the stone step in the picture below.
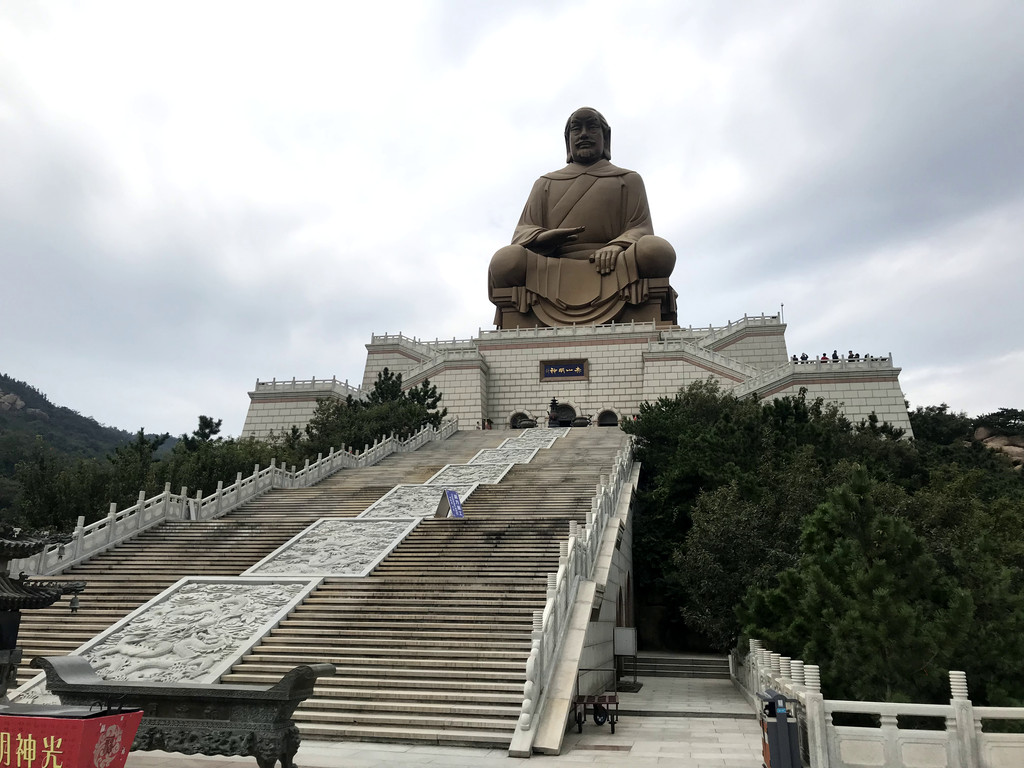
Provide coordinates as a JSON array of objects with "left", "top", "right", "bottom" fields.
[
  {"left": 303, "top": 687, "right": 522, "bottom": 705},
  {"left": 234, "top": 662, "right": 524, "bottom": 682},
  {"left": 329, "top": 575, "right": 547, "bottom": 585},
  {"left": 243, "top": 652, "right": 527, "bottom": 671},
  {"left": 224, "top": 672, "right": 523, "bottom": 694},
  {"left": 294, "top": 709, "right": 516, "bottom": 732},
  {"left": 300, "top": 697, "right": 520, "bottom": 718},
  {"left": 295, "top": 721, "right": 511, "bottom": 748},
  {"left": 290, "top": 603, "right": 538, "bottom": 617},
  {"left": 269, "top": 628, "right": 532, "bottom": 646},
  {"left": 623, "top": 655, "right": 731, "bottom": 678},
  {"left": 311, "top": 592, "right": 541, "bottom": 601},
  {"left": 251, "top": 644, "right": 528, "bottom": 660},
  {"left": 275, "top": 622, "right": 530, "bottom": 634}
]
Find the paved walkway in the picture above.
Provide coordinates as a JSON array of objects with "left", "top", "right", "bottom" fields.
[{"left": 126, "top": 677, "right": 763, "bottom": 767}]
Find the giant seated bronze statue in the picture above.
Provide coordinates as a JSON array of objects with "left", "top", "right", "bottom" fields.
[{"left": 489, "top": 107, "right": 677, "bottom": 329}]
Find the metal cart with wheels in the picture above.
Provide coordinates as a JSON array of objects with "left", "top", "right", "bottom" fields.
[{"left": 572, "top": 667, "right": 619, "bottom": 734}]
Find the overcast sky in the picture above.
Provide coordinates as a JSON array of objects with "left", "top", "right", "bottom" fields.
[{"left": 2, "top": 1, "right": 1022, "bottom": 438}]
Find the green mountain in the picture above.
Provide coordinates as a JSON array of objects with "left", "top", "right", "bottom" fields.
[
  {"left": 0, "top": 372, "right": 178, "bottom": 517},
  {"left": 0, "top": 373, "right": 138, "bottom": 473}
]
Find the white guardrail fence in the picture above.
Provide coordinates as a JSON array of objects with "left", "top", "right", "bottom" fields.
[
  {"left": 13, "top": 418, "right": 458, "bottom": 577},
  {"left": 515, "top": 441, "right": 634, "bottom": 732},
  {"left": 734, "top": 639, "right": 1024, "bottom": 768}
]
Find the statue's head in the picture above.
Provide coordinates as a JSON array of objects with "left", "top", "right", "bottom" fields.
[{"left": 564, "top": 107, "right": 611, "bottom": 165}]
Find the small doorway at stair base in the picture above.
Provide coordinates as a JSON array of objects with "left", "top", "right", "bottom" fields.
[{"left": 597, "top": 410, "right": 619, "bottom": 427}]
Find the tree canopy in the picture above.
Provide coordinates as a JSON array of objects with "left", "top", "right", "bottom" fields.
[
  {"left": 624, "top": 379, "right": 1024, "bottom": 705},
  {"left": 2, "top": 368, "right": 448, "bottom": 534}
]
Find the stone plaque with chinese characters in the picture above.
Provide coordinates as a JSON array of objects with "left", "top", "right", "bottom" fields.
[{"left": 541, "top": 360, "right": 587, "bottom": 381}]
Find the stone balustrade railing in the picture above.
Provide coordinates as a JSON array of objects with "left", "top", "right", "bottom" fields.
[
  {"left": 515, "top": 442, "right": 634, "bottom": 732},
  {"left": 12, "top": 418, "right": 458, "bottom": 578},
  {"left": 734, "top": 639, "right": 1024, "bottom": 768},
  {"left": 399, "top": 347, "right": 486, "bottom": 386},
  {"left": 370, "top": 332, "right": 477, "bottom": 357},
  {"left": 647, "top": 337, "right": 764, "bottom": 379},
  {"left": 479, "top": 320, "right": 660, "bottom": 342},
  {"left": 731, "top": 355, "right": 898, "bottom": 399},
  {"left": 252, "top": 375, "right": 364, "bottom": 398},
  {"left": 688, "top": 313, "right": 783, "bottom": 346}
]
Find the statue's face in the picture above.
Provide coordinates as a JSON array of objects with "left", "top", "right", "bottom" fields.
[{"left": 568, "top": 109, "right": 605, "bottom": 165}]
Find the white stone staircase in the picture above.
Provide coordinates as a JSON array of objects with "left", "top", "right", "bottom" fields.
[
  {"left": 14, "top": 431, "right": 505, "bottom": 687},
  {"left": 16, "top": 427, "right": 630, "bottom": 749},
  {"left": 224, "top": 428, "right": 629, "bottom": 746}
]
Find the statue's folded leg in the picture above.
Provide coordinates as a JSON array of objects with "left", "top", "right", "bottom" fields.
[
  {"left": 489, "top": 244, "right": 528, "bottom": 290},
  {"left": 635, "top": 235, "right": 675, "bottom": 279},
  {"left": 489, "top": 245, "right": 537, "bottom": 325}
]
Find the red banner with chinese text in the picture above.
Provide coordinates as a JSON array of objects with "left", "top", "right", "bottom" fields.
[{"left": 0, "top": 711, "right": 142, "bottom": 768}]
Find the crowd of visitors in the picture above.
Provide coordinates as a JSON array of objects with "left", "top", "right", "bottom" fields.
[{"left": 790, "top": 350, "right": 887, "bottom": 363}]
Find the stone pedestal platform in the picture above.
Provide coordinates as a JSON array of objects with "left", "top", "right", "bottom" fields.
[{"left": 242, "top": 314, "right": 913, "bottom": 439}]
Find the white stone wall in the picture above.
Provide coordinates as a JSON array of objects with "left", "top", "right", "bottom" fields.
[
  {"left": 243, "top": 317, "right": 915, "bottom": 439},
  {"left": 241, "top": 396, "right": 325, "bottom": 439},
  {"left": 706, "top": 328, "right": 789, "bottom": 369},
  {"left": 579, "top": 499, "right": 635, "bottom": 696},
  {"left": 641, "top": 355, "right": 745, "bottom": 401},
  {"left": 361, "top": 349, "right": 427, "bottom": 389},
  {"left": 480, "top": 332, "right": 657, "bottom": 427},
  {"left": 765, "top": 376, "right": 913, "bottom": 434},
  {"left": 411, "top": 363, "right": 488, "bottom": 430}
]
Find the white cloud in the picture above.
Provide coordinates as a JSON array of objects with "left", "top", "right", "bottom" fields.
[{"left": 1, "top": 0, "right": 1022, "bottom": 436}]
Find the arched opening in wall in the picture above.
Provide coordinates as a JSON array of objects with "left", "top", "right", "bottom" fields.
[
  {"left": 509, "top": 412, "right": 531, "bottom": 429},
  {"left": 554, "top": 403, "right": 576, "bottom": 427},
  {"left": 597, "top": 410, "right": 619, "bottom": 427}
]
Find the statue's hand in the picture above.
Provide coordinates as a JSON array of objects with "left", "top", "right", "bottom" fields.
[
  {"left": 592, "top": 244, "right": 624, "bottom": 275},
  {"left": 532, "top": 227, "right": 585, "bottom": 254}
]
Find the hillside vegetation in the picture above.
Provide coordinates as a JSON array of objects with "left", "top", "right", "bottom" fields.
[
  {"left": 0, "top": 373, "right": 145, "bottom": 516},
  {"left": 0, "top": 368, "right": 443, "bottom": 531}
]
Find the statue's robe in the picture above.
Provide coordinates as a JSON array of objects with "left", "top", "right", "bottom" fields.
[{"left": 494, "top": 159, "right": 669, "bottom": 326}]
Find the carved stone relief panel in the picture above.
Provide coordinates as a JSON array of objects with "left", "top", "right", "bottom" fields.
[
  {"left": 357, "top": 483, "right": 477, "bottom": 519},
  {"left": 513, "top": 427, "right": 570, "bottom": 442},
  {"left": 469, "top": 448, "right": 538, "bottom": 464},
  {"left": 12, "top": 578, "right": 317, "bottom": 703},
  {"left": 82, "top": 580, "right": 312, "bottom": 682},
  {"left": 501, "top": 436, "right": 557, "bottom": 450},
  {"left": 244, "top": 519, "right": 418, "bottom": 577},
  {"left": 425, "top": 464, "right": 512, "bottom": 486}
]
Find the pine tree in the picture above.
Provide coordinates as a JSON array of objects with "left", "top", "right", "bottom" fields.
[{"left": 742, "top": 466, "right": 974, "bottom": 703}]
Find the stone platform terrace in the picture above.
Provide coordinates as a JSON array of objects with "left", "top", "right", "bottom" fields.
[
  {"left": 126, "top": 676, "right": 762, "bottom": 767},
  {"left": 244, "top": 317, "right": 914, "bottom": 444}
]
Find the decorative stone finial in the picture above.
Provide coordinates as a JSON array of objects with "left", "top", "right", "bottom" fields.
[{"left": 950, "top": 670, "right": 969, "bottom": 700}]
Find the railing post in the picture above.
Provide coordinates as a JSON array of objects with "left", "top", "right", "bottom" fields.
[
  {"left": 179, "top": 487, "right": 189, "bottom": 520},
  {"left": 214, "top": 481, "right": 224, "bottom": 516},
  {"left": 803, "top": 665, "right": 831, "bottom": 768},
  {"left": 879, "top": 714, "right": 900, "bottom": 766},
  {"left": 134, "top": 490, "right": 146, "bottom": 531},
  {"left": 72, "top": 515, "right": 85, "bottom": 560},
  {"left": 950, "top": 671, "right": 981, "bottom": 768},
  {"left": 106, "top": 504, "right": 117, "bottom": 545},
  {"left": 194, "top": 489, "right": 202, "bottom": 520}
]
